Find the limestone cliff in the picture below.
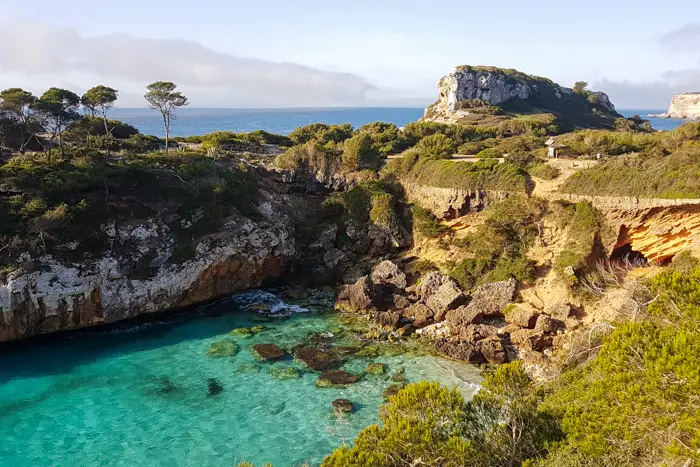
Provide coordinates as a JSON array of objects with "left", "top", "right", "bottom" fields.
[
  {"left": 652, "top": 92, "right": 700, "bottom": 119},
  {"left": 424, "top": 65, "right": 618, "bottom": 130},
  {"left": 0, "top": 199, "right": 296, "bottom": 342},
  {"left": 402, "top": 182, "right": 509, "bottom": 219}
]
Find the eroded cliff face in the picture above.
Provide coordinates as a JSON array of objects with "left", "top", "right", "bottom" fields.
[
  {"left": 402, "top": 182, "right": 509, "bottom": 219},
  {"left": 425, "top": 66, "right": 615, "bottom": 121},
  {"left": 607, "top": 204, "right": 700, "bottom": 263},
  {"left": 655, "top": 93, "right": 700, "bottom": 119},
  {"left": 0, "top": 201, "right": 296, "bottom": 342}
]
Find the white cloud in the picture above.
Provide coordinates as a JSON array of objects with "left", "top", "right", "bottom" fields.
[{"left": 0, "top": 18, "right": 376, "bottom": 107}]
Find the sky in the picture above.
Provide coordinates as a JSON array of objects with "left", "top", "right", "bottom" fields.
[{"left": 1, "top": 0, "right": 699, "bottom": 109}]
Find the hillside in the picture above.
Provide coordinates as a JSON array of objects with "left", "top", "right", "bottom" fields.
[{"left": 424, "top": 65, "right": 620, "bottom": 132}]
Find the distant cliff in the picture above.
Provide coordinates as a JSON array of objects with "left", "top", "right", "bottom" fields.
[
  {"left": 424, "top": 65, "right": 619, "bottom": 131},
  {"left": 651, "top": 93, "right": 700, "bottom": 119}
]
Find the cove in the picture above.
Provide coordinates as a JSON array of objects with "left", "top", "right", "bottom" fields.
[{"left": 0, "top": 290, "right": 482, "bottom": 467}]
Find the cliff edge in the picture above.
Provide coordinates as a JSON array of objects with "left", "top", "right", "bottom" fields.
[
  {"left": 424, "top": 65, "right": 619, "bottom": 131},
  {"left": 651, "top": 92, "right": 700, "bottom": 119}
]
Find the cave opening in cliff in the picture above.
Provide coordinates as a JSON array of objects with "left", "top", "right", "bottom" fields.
[{"left": 610, "top": 243, "right": 648, "bottom": 266}]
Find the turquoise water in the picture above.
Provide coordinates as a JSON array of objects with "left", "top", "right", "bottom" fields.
[{"left": 0, "top": 290, "right": 482, "bottom": 467}]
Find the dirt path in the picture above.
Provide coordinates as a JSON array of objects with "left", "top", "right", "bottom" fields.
[{"left": 531, "top": 159, "right": 598, "bottom": 198}]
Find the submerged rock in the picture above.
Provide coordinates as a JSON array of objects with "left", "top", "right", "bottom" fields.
[
  {"left": 207, "top": 378, "right": 224, "bottom": 397},
  {"left": 316, "top": 370, "right": 361, "bottom": 388},
  {"left": 365, "top": 362, "right": 387, "bottom": 375},
  {"left": 231, "top": 328, "right": 254, "bottom": 338},
  {"left": 235, "top": 363, "right": 263, "bottom": 374},
  {"left": 295, "top": 346, "right": 342, "bottom": 371},
  {"left": 252, "top": 343, "right": 286, "bottom": 361},
  {"left": 332, "top": 398, "right": 355, "bottom": 413},
  {"left": 383, "top": 383, "right": 405, "bottom": 400},
  {"left": 207, "top": 340, "right": 240, "bottom": 358},
  {"left": 269, "top": 365, "right": 302, "bottom": 380}
]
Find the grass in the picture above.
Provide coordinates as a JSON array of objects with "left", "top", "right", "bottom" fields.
[{"left": 403, "top": 158, "right": 529, "bottom": 193}]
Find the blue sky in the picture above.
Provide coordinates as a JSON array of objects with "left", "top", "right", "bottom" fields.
[{"left": 1, "top": 0, "right": 699, "bottom": 108}]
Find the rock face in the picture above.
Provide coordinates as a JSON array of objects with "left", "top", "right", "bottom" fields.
[
  {"left": 425, "top": 65, "right": 616, "bottom": 120},
  {"left": 402, "top": 183, "right": 509, "bottom": 219},
  {"left": 0, "top": 210, "right": 296, "bottom": 342},
  {"left": 652, "top": 92, "right": 700, "bottom": 119}
]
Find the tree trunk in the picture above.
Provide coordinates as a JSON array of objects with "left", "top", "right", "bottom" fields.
[
  {"left": 163, "top": 112, "right": 170, "bottom": 155},
  {"left": 101, "top": 107, "right": 111, "bottom": 156}
]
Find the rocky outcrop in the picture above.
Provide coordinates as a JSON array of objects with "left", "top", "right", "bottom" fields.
[
  {"left": 402, "top": 182, "right": 509, "bottom": 219},
  {"left": 425, "top": 65, "right": 616, "bottom": 123},
  {"left": 651, "top": 92, "right": 700, "bottom": 119},
  {"left": 0, "top": 208, "right": 296, "bottom": 342}
]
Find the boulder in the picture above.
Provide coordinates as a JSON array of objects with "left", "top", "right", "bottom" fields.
[
  {"left": 467, "top": 279, "right": 517, "bottom": 316},
  {"left": 445, "top": 305, "right": 484, "bottom": 331},
  {"left": 505, "top": 306, "right": 539, "bottom": 329},
  {"left": 335, "top": 276, "right": 374, "bottom": 312},
  {"left": 365, "top": 363, "right": 387, "bottom": 375},
  {"left": 252, "top": 343, "right": 286, "bottom": 361},
  {"left": 415, "top": 322, "right": 450, "bottom": 339},
  {"left": 207, "top": 340, "right": 240, "bottom": 358},
  {"left": 479, "top": 336, "right": 508, "bottom": 364},
  {"left": 391, "top": 294, "right": 411, "bottom": 310},
  {"left": 509, "top": 329, "right": 553, "bottom": 351},
  {"left": 546, "top": 302, "right": 572, "bottom": 320},
  {"left": 376, "top": 311, "right": 401, "bottom": 329},
  {"left": 425, "top": 281, "right": 465, "bottom": 319},
  {"left": 383, "top": 384, "right": 404, "bottom": 400},
  {"left": 371, "top": 260, "right": 407, "bottom": 290},
  {"left": 316, "top": 370, "right": 361, "bottom": 388},
  {"left": 402, "top": 303, "right": 434, "bottom": 327},
  {"left": 434, "top": 339, "right": 485, "bottom": 364},
  {"left": 417, "top": 271, "right": 446, "bottom": 301},
  {"left": 332, "top": 398, "right": 355, "bottom": 413},
  {"left": 534, "top": 314, "right": 555, "bottom": 333},
  {"left": 463, "top": 324, "right": 499, "bottom": 343},
  {"left": 295, "top": 346, "right": 341, "bottom": 371}
]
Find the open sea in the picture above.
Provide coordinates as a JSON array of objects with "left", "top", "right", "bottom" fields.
[{"left": 107, "top": 107, "right": 692, "bottom": 138}]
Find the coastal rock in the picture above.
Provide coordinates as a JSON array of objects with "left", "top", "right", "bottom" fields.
[
  {"left": 365, "top": 362, "right": 387, "bottom": 375},
  {"left": 376, "top": 311, "right": 401, "bottom": 329},
  {"left": 545, "top": 302, "right": 572, "bottom": 320},
  {"left": 332, "top": 399, "right": 355, "bottom": 413},
  {"left": 468, "top": 279, "right": 517, "bottom": 317},
  {"left": 509, "top": 329, "right": 553, "bottom": 352},
  {"left": 370, "top": 260, "right": 407, "bottom": 290},
  {"left": 316, "top": 370, "right": 361, "bottom": 388},
  {"left": 479, "top": 336, "right": 508, "bottom": 364},
  {"left": 505, "top": 306, "right": 540, "bottom": 329},
  {"left": 402, "top": 303, "right": 434, "bottom": 327},
  {"left": 252, "top": 343, "right": 286, "bottom": 361},
  {"left": 434, "top": 339, "right": 485, "bottom": 364},
  {"left": 295, "top": 346, "right": 341, "bottom": 371},
  {"left": 207, "top": 340, "right": 240, "bottom": 358},
  {"left": 335, "top": 276, "right": 375, "bottom": 313},
  {"left": 269, "top": 365, "right": 302, "bottom": 380},
  {"left": 651, "top": 92, "right": 700, "bottom": 119},
  {"left": 418, "top": 271, "right": 465, "bottom": 318}
]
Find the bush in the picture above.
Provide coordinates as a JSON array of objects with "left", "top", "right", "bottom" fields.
[
  {"left": 413, "top": 205, "right": 449, "bottom": 238},
  {"left": 405, "top": 159, "right": 529, "bottom": 193},
  {"left": 552, "top": 202, "right": 605, "bottom": 282},
  {"left": 276, "top": 142, "right": 341, "bottom": 177},
  {"left": 529, "top": 163, "right": 560, "bottom": 180},
  {"left": 415, "top": 133, "right": 456, "bottom": 159},
  {"left": 342, "top": 133, "right": 381, "bottom": 170},
  {"left": 122, "top": 134, "right": 162, "bottom": 153},
  {"left": 359, "top": 122, "right": 410, "bottom": 155},
  {"left": 288, "top": 123, "right": 354, "bottom": 146},
  {"left": 476, "top": 147, "right": 502, "bottom": 159}
]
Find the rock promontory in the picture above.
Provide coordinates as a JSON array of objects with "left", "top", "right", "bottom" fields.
[{"left": 650, "top": 92, "right": 700, "bottom": 119}]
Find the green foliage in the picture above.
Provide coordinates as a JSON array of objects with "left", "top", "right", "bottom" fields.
[
  {"left": 528, "top": 163, "right": 560, "bottom": 180},
  {"left": 552, "top": 202, "right": 605, "bottom": 283},
  {"left": 288, "top": 123, "right": 354, "bottom": 147},
  {"left": 476, "top": 147, "right": 502, "bottom": 159},
  {"left": 342, "top": 132, "right": 381, "bottom": 170},
  {"left": 540, "top": 266, "right": 700, "bottom": 466},
  {"left": 122, "top": 134, "right": 162, "bottom": 153},
  {"left": 144, "top": 81, "right": 188, "bottom": 152},
  {"left": 413, "top": 205, "right": 449, "bottom": 238},
  {"left": 415, "top": 133, "right": 456, "bottom": 159},
  {"left": 337, "top": 181, "right": 399, "bottom": 227},
  {"left": 358, "top": 121, "right": 410, "bottom": 155},
  {"left": 276, "top": 141, "right": 341, "bottom": 179},
  {"left": 573, "top": 81, "right": 588, "bottom": 94},
  {"left": 402, "top": 158, "right": 529, "bottom": 193},
  {"left": 561, "top": 144, "right": 700, "bottom": 198}
]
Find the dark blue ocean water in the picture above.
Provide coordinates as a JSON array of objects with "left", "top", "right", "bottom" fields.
[{"left": 109, "top": 107, "right": 692, "bottom": 138}]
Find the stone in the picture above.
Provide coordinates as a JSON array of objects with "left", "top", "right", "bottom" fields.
[
  {"left": 207, "top": 340, "right": 240, "bottom": 358},
  {"left": 653, "top": 93, "right": 700, "bottom": 119},
  {"left": 417, "top": 271, "right": 449, "bottom": 301},
  {"left": 295, "top": 346, "right": 341, "bottom": 371},
  {"left": 376, "top": 311, "right": 401, "bottom": 329},
  {"left": 383, "top": 384, "right": 404, "bottom": 400},
  {"left": 415, "top": 322, "right": 451, "bottom": 339},
  {"left": 251, "top": 343, "right": 286, "bottom": 361},
  {"left": 250, "top": 325, "right": 266, "bottom": 334},
  {"left": 467, "top": 279, "right": 517, "bottom": 317},
  {"left": 445, "top": 306, "right": 484, "bottom": 332},
  {"left": 335, "top": 276, "right": 374, "bottom": 313},
  {"left": 235, "top": 363, "right": 263, "bottom": 374},
  {"left": 463, "top": 324, "right": 499, "bottom": 343},
  {"left": 391, "top": 372, "right": 406, "bottom": 383},
  {"left": 332, "top": 398, "right": 355, "bottom": 413},
  {"left": 546, "top": 302, "right": 572, "bottom": 320},
  {"left": 505, "top": 306, "right": 539, "bottom": 329},
  {"left": 402, "top": 303, "right": 434, "bottom": 327},
  {"left": 534, "top": 315, "right": 555, "bottom": 333},
  {"left": 509, "top": 329, "right": 553, "bottom": 352},
  {"left": 370, "top": 260, "right": 407, "bottom": 290},
  {"left": 251, "top": 303, "right": 271, "bottom": 313},
  {"left": 391, "top": 294, "right": 411, "bottom": 310},
  {"left": 479, "top": 336, "right": 508, "bottom": 364},
  {"left": 207, "top": 378, "right": 224, "bottom": 397},
  {"left": 269, "top": 365, "right": 302, "bottom": 380},
  {"left": 365, "top": 363, "right": 387, "bottom": 375},
  {"left": 425, "top": 280, "right": 465, "bottom": 318},
  {"left": 434, "top": 339, "right": 485, "bottom": 364},
  {"left": 230, "top": 328, "right": 254, "bottom": 338},
  {"left": 316, "top": 370, "right": 361, "bottom": 388}
]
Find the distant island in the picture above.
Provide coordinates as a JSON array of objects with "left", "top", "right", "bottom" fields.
[{"left": 649, "top": 92, "right": 700, "bottom": 119}]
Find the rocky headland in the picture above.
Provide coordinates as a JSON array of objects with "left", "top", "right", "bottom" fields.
[{"left": 650, "top": 92, "right": 700, "bottom": 119}]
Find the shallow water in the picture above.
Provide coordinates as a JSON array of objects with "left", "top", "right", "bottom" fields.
[{"left": 0, "top": 290, "right": 482, "bottom": 467}]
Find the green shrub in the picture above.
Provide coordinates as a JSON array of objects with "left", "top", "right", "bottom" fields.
[
  {"left": 342, "top": 133, "right": 380, "bottom": 170},
  {"left": 406, "top": 159, "right": 528, "bottom": 193},
  {"left": 413, "top": 205, "right": 449, "bottom": 238},
  {"left": 476, "top": 147, "right": 502, "bottom": 159},
  {"left": 529, "top": 163, "right": 560, "bottom": 180},
  {"left": 122, "top": 134, "right": 162, "bottom": 153},
  {"left": 414, "top": 133, "right": 457, "bottom": 160},
  {"left": 552, "top": 202, "right": 605, "bottom": 282}
]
